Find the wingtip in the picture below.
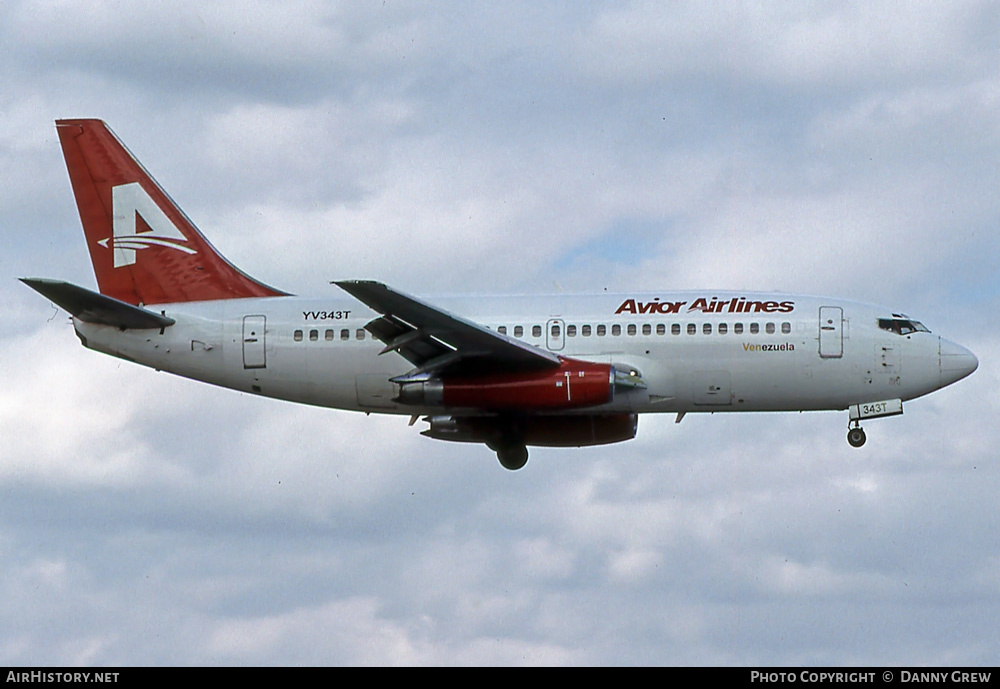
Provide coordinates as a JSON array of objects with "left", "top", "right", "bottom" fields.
[
  {"left": 333, "top": 279, "right": 386, "bottom": 292},
  {"left": 19, "top": 277, "right": 49, "bottom": 290}
]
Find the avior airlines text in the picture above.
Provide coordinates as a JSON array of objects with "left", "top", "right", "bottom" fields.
[{"left": 615, "top": 297, "right": 796, "bottom": 315}]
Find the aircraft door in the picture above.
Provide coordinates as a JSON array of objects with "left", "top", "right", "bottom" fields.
[
  {"left": 546, "top": 318, "right": 565, "bottom": 351},
  {"left": 242, "top": 315, "right": 267, "bottom": 369},
  {"left": 819, "top": 306, "right": 843, "bottom": 358}
]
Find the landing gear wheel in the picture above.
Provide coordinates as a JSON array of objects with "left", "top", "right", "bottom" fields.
[
  {"left": 847, "top": 427, "right": 867, "bottom": 448},
  {"left": 497, "top": 444, "right": 528, "bottom": 471}
]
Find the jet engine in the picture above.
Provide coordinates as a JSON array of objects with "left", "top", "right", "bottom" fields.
[{"left": 395, "top": 359, "right": 643, "bottom": 411}]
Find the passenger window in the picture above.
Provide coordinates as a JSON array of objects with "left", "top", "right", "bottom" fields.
[
  {"left": 551, "top": 324, "right": 560, "bottom": 338},
  {"left": 341, "top": 329, "right": 349, "bottom": 341},
  {"left": 325, "top": 329, "right": 334, "bottom": 341},
  {"left": 766, "top": 323, "right": 775, "bottom": 334},
  {"left": 514, "top": 326, "right": 523, "bottom": 338},
  {"left": 294, "top": 330, "right": 303, "bottom": 342},
  {"left": 532, "top": 325, "right": 542, "bottom": 338},
  {"left": 656, "top": 324, "right": 665, "bottom": 335},
  {"left": 627, "top": 324, "right": 636, "bottom": 336},
  {"left": 356, "top": 329, "right": 365, "bottom": 340},
  {"left": 672, "top": 324, "right": 681, "bottom": 335},
  {"left": 582, "top": 325, "right": 591, "bottom": 337},
  {"left": 734, "top": 323, "right": 744, "bottom": 335},
  {"left": 597, "top": 325, "right": 606, "bottom": 336},
  {"left": 612, "top": 324, "right": 622, "bottom": 336},
  {"left": 781, "top": 322, "right": 791, "bottom": 334},
  {"left": 308, "top": 329, "right": 318, "bottom": 341},
  {"left": 750, "top": 323, "right": 759, "bottom": 334},
  {"left": 498, "top": 326, "right": 507, "bottom": 335},
  {"left": 687, "top": 324, "right": 696, "bottom": 335},
  {"left": 642, "top": 324, "right": 652, "bottom": 335},
  {"left": 567, "top": 325, "right": 577, "bottom": 337},
  {"left": 703, "top": 323, "right": 712, "bottom": 335},
  {"left": 719, "top": 323, "right": 728, "bottom": 335}
]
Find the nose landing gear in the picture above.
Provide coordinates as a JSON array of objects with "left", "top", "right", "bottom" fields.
[
  {"left": 846, "top": 399, "right": 904, "bottom": 448},
  {"left": 847, "top": 424, "right": 867, "bottom": 448}
]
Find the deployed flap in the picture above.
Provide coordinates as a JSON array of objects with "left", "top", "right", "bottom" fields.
[
  {"left": 334, "top": 280, "right": 561, "bottom": 376},
  {"left": 20, "top": 278, "right": 175, "bottom": 329}
]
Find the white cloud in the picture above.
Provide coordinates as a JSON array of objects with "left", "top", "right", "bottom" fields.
[{"left": 576, "top": 2, "right": 990, "bottom": 88}]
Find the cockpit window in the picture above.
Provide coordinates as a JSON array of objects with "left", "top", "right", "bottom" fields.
[{"left": 878, "top": 318, "right": 930, "bottom": 336}]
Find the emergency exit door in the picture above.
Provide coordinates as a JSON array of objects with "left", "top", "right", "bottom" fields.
[{"left": 546, "top": 318, "right": 565, "bottom": 351}]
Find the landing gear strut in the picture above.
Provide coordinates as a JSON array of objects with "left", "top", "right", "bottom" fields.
[{"left": 847, "top": 423, "right": 867, "bottom": 448}]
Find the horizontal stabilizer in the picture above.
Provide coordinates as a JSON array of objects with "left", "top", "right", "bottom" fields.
[{"left": 20, "top": 278, "right": 175, "bottom": 329}]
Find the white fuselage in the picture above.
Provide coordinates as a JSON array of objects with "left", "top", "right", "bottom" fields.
[{"left": 71, "top": 290, "right": 976, "bottom": 418}]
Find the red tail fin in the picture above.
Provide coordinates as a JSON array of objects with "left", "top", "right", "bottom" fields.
[{"left": 56, "top": 119, "right": 286, "bottom": 305}]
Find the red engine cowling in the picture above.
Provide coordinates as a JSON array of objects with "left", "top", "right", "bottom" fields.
[
  {"left": 422, "top": 414, "right": 639, "bottom": 448},
  {"left": 396, "top": 359, "right": 613, "bottom": 411}
]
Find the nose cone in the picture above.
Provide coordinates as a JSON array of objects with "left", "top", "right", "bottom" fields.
[{"left": 940, "top": 338, "right": 979, "bottom": 387}]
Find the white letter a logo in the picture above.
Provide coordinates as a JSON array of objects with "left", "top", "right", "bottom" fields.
[{"left": 102, "top": 182, "right": 196, "bottom": 267}]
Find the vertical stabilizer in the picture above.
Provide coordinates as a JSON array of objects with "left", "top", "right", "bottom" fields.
[{"left": 56, "top": 119, "right": 286, "bottom": 305}]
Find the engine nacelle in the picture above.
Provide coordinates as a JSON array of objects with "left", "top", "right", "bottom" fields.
[
  {"left": 422, "top": 414, "right": 639, "bottom": 448},
  {"left": 396, "top": 359, "right": 615, "bottom": 411}
]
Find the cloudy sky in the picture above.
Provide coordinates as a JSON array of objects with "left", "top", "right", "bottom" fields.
[{"left": 2, "top": 1, "right": 998, "bottom": 666}]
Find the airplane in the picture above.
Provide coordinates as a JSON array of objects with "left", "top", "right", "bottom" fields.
[{"left": 21, "top": 119, "right": 979, "bottom": 470}]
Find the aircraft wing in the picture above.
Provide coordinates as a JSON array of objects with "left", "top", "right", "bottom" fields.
[{"left": 334, "top": 280, "right": 561, "bottom": 378}]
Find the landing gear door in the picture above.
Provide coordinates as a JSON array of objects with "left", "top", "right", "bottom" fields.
[
  {"left": 819, "top": 306, "right": 843, "bottom": 358},
  {"left": 242, "top": 315, "right": 267, "bottom": 369}
]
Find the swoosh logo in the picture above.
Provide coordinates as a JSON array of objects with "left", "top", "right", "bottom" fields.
[{"left": 99, "top": 235, "right": 197, "bottom": 255}]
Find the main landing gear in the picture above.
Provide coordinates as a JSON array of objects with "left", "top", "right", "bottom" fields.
[
  {"left": 496, "top": 443, "right": 529, "bottom": 471},
  {"left": 484, "top": 420, "right": 530, "bottom": 471},
  {"left": 486, "top": 433, "right": 529, "bottom": 471},
  {"left": 847, "top": 423, "right": 867, "bottom": 448}
]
